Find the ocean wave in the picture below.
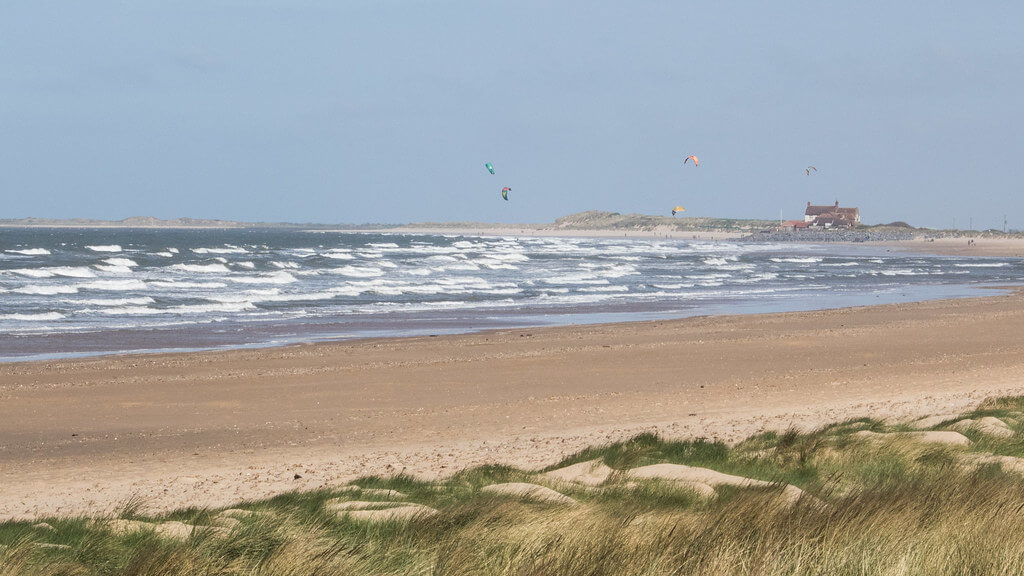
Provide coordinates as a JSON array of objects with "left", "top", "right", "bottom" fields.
[
  {"left": 226, "top": 272, "right": 298, "bottom": 285},
  {"left": 77, "top": 279, "right": 148, "bottom": 291},
  {"left": 954, "top": 262, "right": 1010, "bottom": 268},
  {"left": 93, "top": 265, "right": 135, "bottom": 274},
  {"left": 192, "top": 246, "right": 248, "bottom": 254},
  {"left": 0, "top": 312, "right": 65, "bottom": 321},
  {"left": 103, "top": 258, "right": 138, "bottom": 267},
  {"left": 770, "top": 257, "right": 822, "bottom": 263},
  {"left": 330, "top": 266, "right": 385, "bottom": 278},
  {"left": 76, "top": 296, "right": 156, "bottom": 307},
  {"left": 86, "top": 245, "right": 122, "bottom": 252},
  {"left": 100, "top": 301, "right": 257, "bottom": 316},
  {"left": 271, "top": 261, "right": 300, "bottom": 269},
  {"left": 5, "top": 248, "right": 51, "bottom": 255},
  {"left": 170, "top": 263, "right": 232, "bottom": 273},
  {"left": 9, "top": 268, "right": 56, "bottom": 278},
  {"left": 10, "top": 266, "right": 96, "bottom": 279},
  {"left": 322, "top": 253, "right": 355, "bottom": 260},
  {"left": 149, "top": 280, "right": 228, "bottom": 289},
  {"left": 14, "top": 285, "right": 79, "bottom": 295}
]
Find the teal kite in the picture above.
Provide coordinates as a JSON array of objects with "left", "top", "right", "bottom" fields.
[{"left": 485, "top": 163, "right": 495, "bottom": 175}]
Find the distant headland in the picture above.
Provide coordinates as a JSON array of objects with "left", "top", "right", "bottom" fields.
[{"left": 0, "top": 211, "right": 1019, "bottom": 241}]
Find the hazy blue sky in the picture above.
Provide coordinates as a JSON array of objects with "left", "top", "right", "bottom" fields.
[{"left": 2, "top": 2, "right": 1021, "bottom": 229}]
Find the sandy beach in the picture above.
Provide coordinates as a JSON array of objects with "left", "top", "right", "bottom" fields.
[{"left": 2, "top": 278, "right": 1024, "bottom": 520}]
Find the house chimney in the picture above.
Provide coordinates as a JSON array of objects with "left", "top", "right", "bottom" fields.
[
  {"left": 835, "top": 200, "right": 839, "bottom": 208},
  {"left": 807, "top": 201, "right": 811, "bottom": 208}
]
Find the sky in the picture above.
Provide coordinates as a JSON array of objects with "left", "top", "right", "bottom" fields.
[{"left": 1, "top": 2, "right": 1022, "bottom": 229}]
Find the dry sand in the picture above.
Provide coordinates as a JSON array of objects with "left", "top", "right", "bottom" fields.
[
  {"left": 2, "top": 284, "right": 1024, "bottom": 521},
  {"left": 874, "top": 237, "right": 1024, "bottom": 258}
]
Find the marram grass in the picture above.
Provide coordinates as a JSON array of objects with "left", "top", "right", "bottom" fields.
[{"left": 7, "top": 398, "right": 1024, "bottom": 575}]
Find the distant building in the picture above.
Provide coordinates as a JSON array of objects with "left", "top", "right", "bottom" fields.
[
  {"left": 780, "top": 220, "right": 809, "bottom": 231},
  {"left": 804, "top": 201, "right": 860, "bottom": 228}
]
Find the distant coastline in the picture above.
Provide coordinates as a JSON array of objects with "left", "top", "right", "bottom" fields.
[{"left": 2, "top": 210, "right": 1021, "bottom": 244}]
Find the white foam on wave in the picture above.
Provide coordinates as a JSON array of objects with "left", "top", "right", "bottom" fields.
[
  {"left": 424, "top": 255, "right": 459, "bottom": 264},
  {"left": 367, "top": 242, "right": 400, "bottom": 249},
  {"left": 76, "top": 296, "right": 156, "bottom": 307},
  {"left": 271, "top": 261, "right": 299, "bottom": 269},
  {"left": 77, "top": 279, "right": 148, "bottom": 291},
  {"left": 226, "top": 272, "right": 298, "bottom": 285},
  {"left": 439, "top": 263, "right": 481, "bottom": 272},
  {"left": 703, "top": 257, "right": 731, "bottom": 266},
  {"left": 330, "top": 265, "right": 385, "bottom": 278},
  {"left": 770, "top": 257, "right": 822, "bottom": 263},
  {"left": 155, "top": 252, "right": 175, "bottom": 258},
  {"left": 10, "top": 268, "right": 55, "bottom": 278},
  {"left": 14, "top": 284, "right": 80, "bottom": 295},
  {"left": 235, "top": 261, "right": 256, "bottom": 269},
  {"left": 94, "top": 265, "right": 135, "bottom": 274},
  {"left": 87, "top": 245, "right": 122, "bottom": 252},
  {"left": 579, "top": 285, "right": 630, "bottom": 293},
  {"left": 474, "top": 258, "right": 518, "bottom": 270},
  {"left": 955, "top": 262, "right": 1009, "bottom": 268},
  {"left": 0, "top": 312, "right": 65, "bottom": 321},
  {"left": 103, "top": 258, "right": 138, "bottom": 267},
  {"left": 542, "top": 273, "right": 608, "bottom": 286},
  {"left": 322, "top": 251, "right": 355, "bottom": 260},
  {"left": 5, "top": 248, "right": 51, "bottom": 255},
  {"left": 149, "top": 281, "right": 224, "bottom": 291},
  {"left": 192, "top": 246, "right": 248, "bottom": 254},
  {"left": 823, "top": 262, "right": 860, "bottom": 267},
  {"left": 171, "top": 263, "right": 232, "bottom": 273},
  {"left": 402, "top": 268, "right": 433, "bottom": 276},
  {"left": 100, "top": 301, "right": 257, "bottom": 316}
]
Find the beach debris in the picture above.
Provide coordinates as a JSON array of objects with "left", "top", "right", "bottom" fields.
[
  {"left": 672, "top": 206, "right": 685, "bottom": 216},
  {"left": 480, "top": 482, "right": 578, "bottom": 505},
  {"left": 293, "top": 473, "right": 302, "bottom": 479},
  {"left": 501, "top": 186, "right": 511, "bottom": 201},
  {"left": 684, "top": 155, "right": 699, "bottom": 166},
  {"left": 950, "top": 417, "right": 1014, "bottom": 438},
  {"left": 805, "top": 166, "right": 817, "bottom": 175},
  {"left": 854, "top": 430, "right": 971, "bottom": 446},
  {"left": 485, "top": 162, "right": 495, "bottom": 175},
  {"left": 32, "top": 522, "right": 55, "bottom": 532},
  {"left": 544, "top": 459, "right": 614, "bottom": 486}
]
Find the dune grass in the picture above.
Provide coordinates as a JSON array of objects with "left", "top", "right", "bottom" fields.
[{"left": 6, "top": 398, "right": 1024, "bottom": 574}]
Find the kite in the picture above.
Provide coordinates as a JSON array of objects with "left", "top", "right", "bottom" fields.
[
  {"left": 805, "top": 166, "right": 817, "bottom": 175},
  {"left": 684, "top": 155, "right": 699, "bottom": 166},
  {"left": 672, "top": 206, "right": 685, "bottom": 216},
  {"left": 485, "top": 163, "right": 495, "bottom": 175},
  {"left": 501, "top": 187, "right": 511, "bottom": 201}
]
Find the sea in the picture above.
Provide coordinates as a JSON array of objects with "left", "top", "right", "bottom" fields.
[{"left": 1, "top": 227, "right": 1020, "bottom": 362}]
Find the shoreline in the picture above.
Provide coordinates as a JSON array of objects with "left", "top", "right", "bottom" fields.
[{"left": 3, "top": 288, "right": 1024, "bottom": 520}]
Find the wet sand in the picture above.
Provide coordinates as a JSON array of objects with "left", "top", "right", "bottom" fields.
[{"left": 2, "top": 286, "right": 1024, "bottom": 520}]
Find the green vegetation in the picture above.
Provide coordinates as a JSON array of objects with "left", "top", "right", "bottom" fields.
[
  {"left": 8, "top": 399, "right": 1024, "bottom": 574},
  {"left": 552, "top": 210, "right": 778, "bottom": 232}
]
